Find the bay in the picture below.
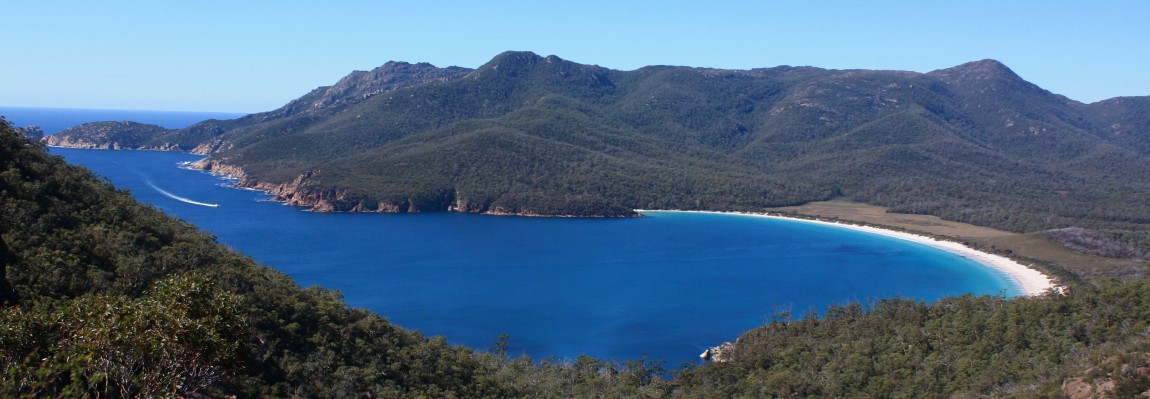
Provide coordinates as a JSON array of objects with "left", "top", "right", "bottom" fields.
[
  {"left": 50, "top": 147, "right": 1015, "bottom": 367},
  {"left": 10, "top": 106, "right": 1016, "bottom": 366}
]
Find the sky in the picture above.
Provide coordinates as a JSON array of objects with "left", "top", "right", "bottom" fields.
[{"left": 2, "top": 1, "right": 1147, "bottom": 113}]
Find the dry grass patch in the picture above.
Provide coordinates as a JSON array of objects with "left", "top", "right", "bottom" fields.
[{"left": 767, "top": 200, "right": 1013, "bottom": 239}]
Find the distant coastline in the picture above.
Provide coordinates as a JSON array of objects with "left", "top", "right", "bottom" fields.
[
  {"left": 0, "top": 106, "right": 244, "bottom": 134},
  {"left": 637, "top": 210, "right": 1057, "bottom": 297}
]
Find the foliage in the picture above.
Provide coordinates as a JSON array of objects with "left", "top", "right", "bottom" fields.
[
  {"left": 0, "top": 273, "right": 247, "bottom": 398},
  {"left": 1046, "top": 227, "right": 1150, "bottom": 261},
  {"left": 44, "top": 52, "right": 1150, "bottom": 232},
  {"left": 42, "top": 121, "right": 175, "bottom": 149},
  {"left": 671, "top": 278, "right": 1150, "bottom": 397},
  {"left": 2, "top": 118, "right": 668, "bottom": 397},
  {"left": 9, "top": 55, "right": 1150, "bottom": 397}
]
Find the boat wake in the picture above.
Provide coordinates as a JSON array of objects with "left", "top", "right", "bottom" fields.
[{"left": 145, "top": 180, "right": 219, "bottom": 208}]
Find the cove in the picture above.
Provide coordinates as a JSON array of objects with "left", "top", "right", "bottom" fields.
[{"left": 50, "top": 147, "right": 1016, "bottom": 367}]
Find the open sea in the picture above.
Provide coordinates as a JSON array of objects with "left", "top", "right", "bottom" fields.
[
  {"left": 9, "top": 107, "right": 1016, "bottom": 367},
  {"left": 0, "top": 106, "right": 245, "bottom": 134}
]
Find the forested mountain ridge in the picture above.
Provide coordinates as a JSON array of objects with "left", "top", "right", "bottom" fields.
[{"left": 41, "top": 51, "right": 1150, "bottom": 231}]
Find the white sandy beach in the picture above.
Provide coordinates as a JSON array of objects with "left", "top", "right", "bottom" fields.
[{"left": 637, "top": 210, "right": 1056, "bottom": 297}]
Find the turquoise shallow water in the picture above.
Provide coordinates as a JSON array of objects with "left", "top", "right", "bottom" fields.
[{"left": 49, "top": 147, "right": 1016, "bottom": 367}]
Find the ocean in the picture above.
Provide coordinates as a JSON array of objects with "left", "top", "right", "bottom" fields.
[
  {"left": 11, "top": 107, "right": 1015, "bottom": 367},
  {"left": 0, "top": 106, "right": 245, "bottom": 134}
]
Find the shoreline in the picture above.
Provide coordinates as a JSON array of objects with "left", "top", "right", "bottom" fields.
[{"left": 637, "top": 210, "right": 1056, "bottom": 297}]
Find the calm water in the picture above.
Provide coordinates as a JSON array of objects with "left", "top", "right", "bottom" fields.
[
  {"left": 14, "top": 108, "right": 1016, "bottom": 366},
  {"left": 1, "top": 106, "right": 244, "bottom": 133},
  {"left": 48, "top": 148, "right": 1016, "bottom": 366}
]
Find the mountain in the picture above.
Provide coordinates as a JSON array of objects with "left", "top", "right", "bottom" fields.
[
  {"left": 1082, "top": 96, "right": 1150, "bottom": 155},
  {"left": 38, "top": 61, "right": 473, "bottom": 153},
  {"left": 41, "top": 51, "right": 1150, "bottom": 231}
]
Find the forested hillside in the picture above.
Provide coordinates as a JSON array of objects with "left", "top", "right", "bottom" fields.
[
  {"left": 44, "top": 52, "right": 1150, "bottom": 235},
  {"left": 672, "top": 285, "right": 1150, "bottom": 398},
  {"left": 8, "top": 118, "right": 1150, "bottom": 397},
  {"left": 41, "top": 121, "right": 176, "bottom": 150},
  {"left": 0, "top": 119, "right": 661, "bottom": 397}
]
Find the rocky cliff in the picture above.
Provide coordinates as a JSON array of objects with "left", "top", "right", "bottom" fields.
[{"left": 192, "top": 156, "right": 632, "bottom": 217}]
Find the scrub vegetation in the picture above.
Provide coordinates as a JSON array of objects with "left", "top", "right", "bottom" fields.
[
  {"left": 8, "top": 114, "right": 1150, "bottom": 397},
  {"left": 45, "top": 52, "right": 1150, "bottom": 235},
  {"left": 10, "top": 51, "right": 1150, "bottom": 397}
]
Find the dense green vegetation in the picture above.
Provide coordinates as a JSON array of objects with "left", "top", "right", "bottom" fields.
[
  {"left": 1, "top": 274, "right": 247, "bottom": 397},
  {"left": 14, "top": 50, "right": 1150, "bottom": 396},
  {"left": 1046, "top": 227, "right": 1150, "bottom": 261},
  {"left": 672, "top": 285, "right": 1150, "bottom": 397},
  {"left": 41, "top": 121, "right": 176, "bottom": 149},
  {"left": 46, "top": 52, "right": 1150, "bottom": 234},
  {"left": 9, "top": 114, "right": 1150, "bottom": 397},
  {"left": 9, "top": 116, "right": 1150, "bottom": 395},
  {"left": 0, "top": 119, "right": 666, "bottom": 397}
]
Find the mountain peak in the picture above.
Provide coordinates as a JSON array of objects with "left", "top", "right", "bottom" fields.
[
  {"left": 928, "top": 59, "right": 1022, "bottom": 85},
  {"left": 473, "top": 51, "right": 610, "bottom": 85},
  {"left": 493, "top": 50, "right": 544, "bottom": 61},
  {"left": 273, "top": 61, "right": 471, "bottom": 115},
  {"left": 481, "top": 51, "right": 545, "bottom": 69},
  {"left": 473, "top": 51, "right": 555, "bottom": 75}
]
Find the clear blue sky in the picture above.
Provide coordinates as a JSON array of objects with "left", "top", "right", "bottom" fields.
[{"left": 2, "top": 1, "right": 1147, "bottom": 113}]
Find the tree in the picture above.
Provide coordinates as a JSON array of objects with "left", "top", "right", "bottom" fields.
[{"left": 0, "top": 273, "right": 247, "bottom": 397}]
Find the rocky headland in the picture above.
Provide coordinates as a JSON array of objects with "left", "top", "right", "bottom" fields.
[
  {"left": 191, "top": 158, "right": 633, "bottom": 217},
  {"left": 41, "top": 121, "right": 179, "bottom": 150}
]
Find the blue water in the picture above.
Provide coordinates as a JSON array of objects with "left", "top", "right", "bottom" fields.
[
  {"left": 1, "top": 106, "right": 244, "bottom": 134},
  {"left": 15, "top": 108, "right": 1016, "bottom": 366},
  {"left": 46, "top": 147, "right": 1016, "bottom": 367}
]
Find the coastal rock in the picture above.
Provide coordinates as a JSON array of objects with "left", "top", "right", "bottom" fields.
[
  {"left": 193, "top": 160, "right": 406, "bottom": 212},
  {"left": 700, "top": 341, "right": 734, "bottom": 362},
  {"left": 190, "top": 138, "right": 233, "bottom": 155},
  {"left": 191, "top": 159, "right": 624, "bottom": 217},
  {"left": 192, "top": 158, "right": 247, "bottom": 180}
]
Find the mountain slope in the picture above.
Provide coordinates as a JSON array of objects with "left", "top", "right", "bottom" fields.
[{"left": 39, "top": 52, "right": 1150, "bottom": 231}]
